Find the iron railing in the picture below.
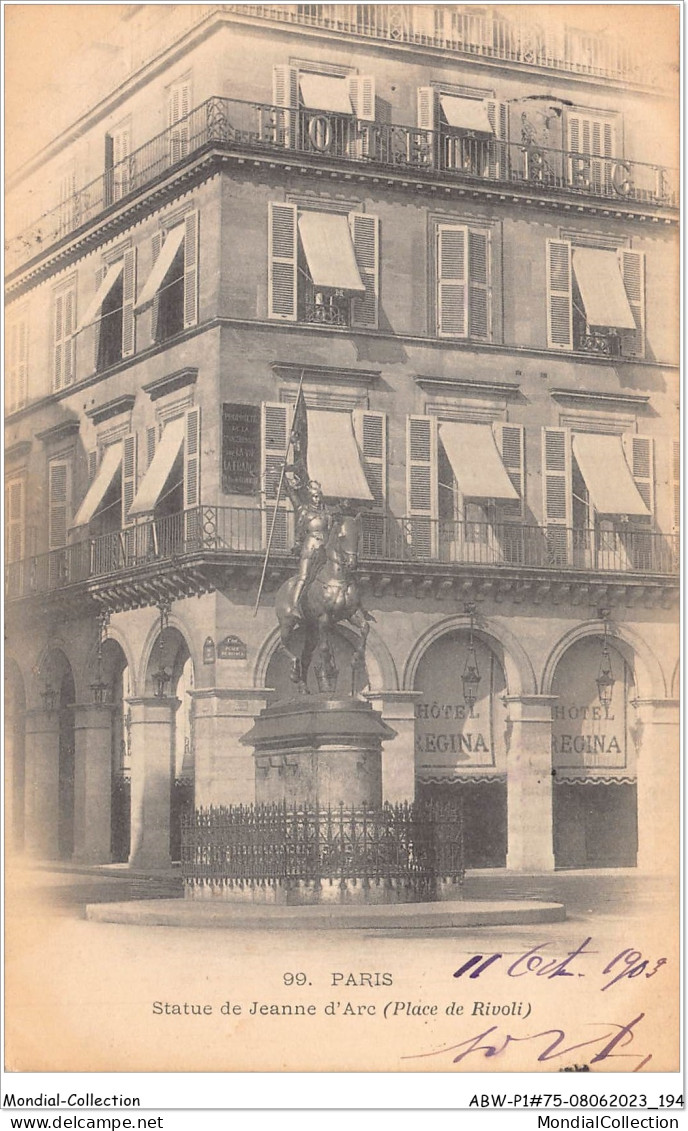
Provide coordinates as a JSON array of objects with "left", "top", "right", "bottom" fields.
[
  {"left": 182, "top": 799, "right": 464, "bottom": 898},
  {"left": 8, "top": 95, "right": 677, "bottom": 270},
  {"left": 4, "top": 506, "right": 679, "bottom": 601},
  {"left": 224, "top": 5, "right": 651, "bottom": 86}
]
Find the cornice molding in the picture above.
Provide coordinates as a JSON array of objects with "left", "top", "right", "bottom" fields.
[
  {"left": 142, "top": 368, "right": 199, "bottom": 401},
  {"left": 85, "top": 394, "right": 136, "bottom": 425},
  {"left": 550, "top": 388, "right": 651, "bottom": 407},
  {"left": 35, "top": 419, "right": 80, "bottom": 445},
  {"left": 272, "top": 362, "right": 380, "bottom": 386}
]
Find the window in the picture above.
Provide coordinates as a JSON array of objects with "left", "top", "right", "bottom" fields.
[
  {"left": 52, "top": 281, "right": 77, "bottom": 391},
  {"left": 269, "top": 64, "right": 375, "bottom": 158},
  {"left": 268, "top": 203, "right": 379, "bottom": 328},
  {"left": 546, "top": 239, "right": 644, "bottom": 357},
  {"left": 6, "top": 310, "right": 28, "bottom": 413},
  {"left": 168, "top": 77, "right": 192, "bottom": 162},
  {"left": 71, "top": 442, "right": 123, "bottom": 537},
  {"left": 406, "top": 415, "right": 524, "bottom": 561},
  {"left": 418, "top": 87, "right": 507, "bottom": 177},
  {"left": 565, "top": 109, "right": 616, "bottom": 194},
  {"left": 77, "top": 249, "right": 136, "bottom": 372},
  {"left": 134, "top": 211, "right": 199, "bottom": 341},
  {"left": 5, "top": 475, "right": 26, "bottom": 563},
  {"left": 542, "top": 426, "right": 653, "bottom": 570},
  {"left": 435, "top": 223, "right": 492, "bottom": 340},
  {"left": 105, "top": 121, "right": 132, "bottom": 203}
]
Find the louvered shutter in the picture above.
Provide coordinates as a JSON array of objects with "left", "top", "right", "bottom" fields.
[
  {"left": 122, "top": 433, "right": 138, "bottom": 527},
  {"left": 406, "top": 415, "right": 438, "bottom": 558},
  {"left": 354, "top": 410, "right": 387, "bottom": 558},
  {"left": 6, "top": 478, "right": 25, "bottom": 563},
  {"left": 542, "top": 427, "right": 572, "bottom": 564},
  {"left": 112, "top": 125, "right": 131, "bottom": 199},
  {"left": 92, "top": 265, "right": 105, "bottom": 371},
  {"left": 169, "top": 79, "right": 191, "bottom": 162},
  {"left": 417, "top": 86, "right": 437, "bottom": 168},
  {"left": 568, "top": 113, "right": 614, "bottom": 193},
  {"left": 183, "top": 209, "right": 199, "bottom": 328},
  {"left": 437, "top": 224, "right": 467, "bottom": 338},
  {"left": 623, "top": 433, "right": 654, "bottom": 525},
  {"left": 272, "top": 65, "right": 298, "bottom": 148},
  {"left": 495, "top": 423, "right": 525, "bottom": 521},
  {"left": 121, "top": 247, "right": 136, "bottom": 356},
  {"left": 546, "top": 239, "right": 573, "bottom": 349},
  {"left": 349, "top": 212, "right": 379, "bottom": 329},
  {"left": 88, "top": 449, "right": 98, "bottom": 483},
  {"left": 618, "top": 249, "right": 645, "bottom": 358},
  {"left": 672, "top": 439, "right": 680, "bottom": 533},
  {"left": 468, "top": 228, "right": 490, "bottom": 340},
  {"left": 486, "top": 98, "right": 508, "bottom": 178},
  {"left": 53, "top": 294, "right": 64, "bottom": 391},
  {"left": 184, "top": 407, "right": 201, "bottom": 508},
  {"left": 348, "top": 75, "right": 376, "bottom": 120},
  {"left": 63, "top": 289, "right": 76, "bottom": 386},
  {"left": 150, "top": 231, "right": 162, "bottom": 340},
  {"left": 48, "top": 461, "right": 70, "bottom": 550},
  {"left": 146, "top": 425, "right": 157, "bottom": 470},
  {"left": 261, "top": 401, "right": 292, "bottom": 550},
  {"left": 268, "top": 202, "right": 298, "bottom": 321}
]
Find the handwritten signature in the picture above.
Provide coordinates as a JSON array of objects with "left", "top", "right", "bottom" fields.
[{"left": 403, "top": 1012, "right": 652, "bottom": 1071}]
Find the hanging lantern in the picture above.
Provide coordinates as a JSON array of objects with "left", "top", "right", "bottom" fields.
[
  {"left": 462, "top": 604, "right": 481, "bottom": 712},
  {"left": 595, "top": 614, "right": 615, "bottom": 709},
  {"left": 152, "top": 600, "right": 172, "bottom": 698},
  {"left": 91, "top": 610, "right": 110, "bottom": 704},
  {"left": 40, "top": 681, "right": 57, "bottom": 715}
]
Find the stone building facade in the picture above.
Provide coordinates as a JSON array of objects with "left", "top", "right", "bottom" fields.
[{"left": 5, "top": 5, "right": 679, "bottom": 875}]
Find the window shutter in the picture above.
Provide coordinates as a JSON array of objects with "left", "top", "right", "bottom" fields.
[
  {"left": 672, "top": 440, "right": 680, "bottom": 533},
  {"left": 623, "top": 433, "right": 654, "bottom": 525},
  {"left": 273, "top": 64, "right": 299, "bottom": 108},
  {"left": 354, "top": 410, "right": 387, "bottom": 556},
  {"left": 183, "top": 209, "right": 199, "bottom": 329},
  {"left": 53, "top": 294, "right": 64, "bottom": 391},
  {"left": 486, "top": 99, "right": 508, "bottom": 178},
  {"left": 6, "top": 478, "right": 25, "bottom": 562},
  {"left": 618, "top": 249, "right": 645, "bottom": 358},
  {"left": 184, "top": 407, "right": 201, "bottom": 508},
  {"left": 348, "top": 75, "right": 376, "bottom": 121},
  {"left": 150, "top": 231, "right": 162, "bottom": 340},
  {"left": 169, "top": 79, "right": 191, "bottom": 162},
  {"left": 542, "top": 427, "right": 572, "bottom": 563},
  {"left": 88, "top": 450, "right": 98, "bottom": 483},
  {"left": 261, "top": 401, "right": 292, "bottom": 550},
  {"left": 92, "top": 265, "right": 105, "bottom": 371},
  {"left": 349, "top": 212, "right": 379, "bottom": 329},
  {"left": 48, "top": 460, "right": 70, "bottom": 550},
  {"left": 406, "top": 415, "right": 438, "bottom": 557},
  {"left": 63, "top": 289, "right": 76, "bottom": 386},
  {"left": 468, "top": 228, "right": 490, "bottom": 340},
  {"left": 146, "top": 425, "right": 157, "bottom": 470},
  {"left": 122, "top": 433, "right": 138, "bottom": 527},
  {"left": 112, "top": 125, "right": 131, "bottom": 199},
  {"left": 437, "top": 224, "right": 468, "bottom": 338},
  {"left": 546, "top": 239, "right": 573, "bottom": 349},
  {"left": 121, "top": 247, "right": 136, "bottom": 357},
  {"left": 417, "top": 86, "right": 437, "bottom": 131},
  {"left": 495, "top": 423, "right": 525, "bottom": 520},
  {"left": 268, "top": 202, "right": 298, "bottom": 321}
]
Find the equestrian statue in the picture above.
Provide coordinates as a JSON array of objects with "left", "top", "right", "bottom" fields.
[{"left": 253, "top": 384, "right": 374, "bottom": 696}]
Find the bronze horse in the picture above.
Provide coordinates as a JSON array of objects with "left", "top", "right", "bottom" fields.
[{"left": 275, "top": 513, "right": 373, "bottom": 695}]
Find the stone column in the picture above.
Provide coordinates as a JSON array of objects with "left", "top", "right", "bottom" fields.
[
  {"left": 504, "top": 695, "right": 557, "bottom": 872},
  {"left": 634, "top": 698, "right": 679, "bottom": 875},
  {"left": 128, "top": 697, "right": 180, "bottom": 869},
  {"left": 72, "top": 702, "right": 115, "bottom": 864},
  {"left": 364, "top": 691, "right": 421, "bottom": 803},
  {"left": 191, "top": 688, "right": 273, "bottom": 807},
  {"left": 24, "top": 709, "right": 61, "bottom": 860}
]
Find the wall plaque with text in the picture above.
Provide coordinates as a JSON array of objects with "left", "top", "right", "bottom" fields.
[{"left": 222, "top": 403, "right": 260, "bottom": 495}]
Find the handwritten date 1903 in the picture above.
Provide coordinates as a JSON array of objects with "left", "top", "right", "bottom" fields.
[{"left": 453, "top": 939, "right": 667, "bottom": 992}]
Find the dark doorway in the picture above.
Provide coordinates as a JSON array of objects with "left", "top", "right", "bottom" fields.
[
  {"left": 553, "top": 782, "right": 638, "bottom": 868},
  {"left": 417, "top": 779, "right": 507, "bottom": 868}
]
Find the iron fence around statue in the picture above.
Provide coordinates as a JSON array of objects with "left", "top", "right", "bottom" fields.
[{"left": 182, "top": 799, "right": 464, "bottom": 899}]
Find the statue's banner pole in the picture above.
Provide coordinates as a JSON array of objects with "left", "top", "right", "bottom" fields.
[{"left": 253, "top": 369, "right": 306, "bottom": 616}]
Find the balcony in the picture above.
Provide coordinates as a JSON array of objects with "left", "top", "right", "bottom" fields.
[
  {"left": 7, "top": 97, "right": 677, "bottom": 274},
  {"left": 224, "top": 5, "right": 653, "bottom": 87},
  {"left": 5, "top": 507, "right": 678, "bottom": 614}
]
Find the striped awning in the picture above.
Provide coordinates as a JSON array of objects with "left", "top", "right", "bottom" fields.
[
  {"left": 298, "top": 212, "right": 365, "bottom": 293},
  {"left": 299, "top": 73, "right": 352, "bottom": 114},
  {"left": 128, "top": 417, "right": 184, "bottom": 516},
  {"left": 572, "top": 433, "right": 649, "bottom": 515},
  {"left": 440, "top": 95, "right": 493, "bottom": 134},
  {"left": 134, "top": 224, "right": 185, "bottom": 313},
  {"left": 71, "top": 442, "right": 122, "bottom": 527},
  {"left": 76, "top": 261, "right": 124, "bottom": 333},
  {"left": 439, "top": 422, "right": 518, "bottom": 500},
  {"left": 306, "top": 410, "right": 373, "bottom": 502},
  {"left": 572, "top": 247, "right": 637, "bottom": 330}
]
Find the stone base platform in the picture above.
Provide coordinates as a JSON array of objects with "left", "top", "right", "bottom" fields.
[{"left": 86, "top": 897, "right": 565, "bottom": 930}]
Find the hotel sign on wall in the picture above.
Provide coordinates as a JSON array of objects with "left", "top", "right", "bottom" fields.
[
  {"left": 222, "top": 403, "right": 261, "bottom": 495},
  {"left": 551, "top": 637, "right": 628, "bottom": 770}
]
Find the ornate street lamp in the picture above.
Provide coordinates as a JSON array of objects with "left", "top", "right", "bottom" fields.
[
  {"left": 90, "top": 610, "right": 110, "bottom": 705},
  {"left": 462, "top": 603, "right": 481, "bottom": 714},
  {"left": 40, "top": 681, "right": 57, "bottom": 715},
  {"left": 595, "top": 609, "right": 615, "bottom": 710},
  {"left": 152, "top": 600, "right": 172, "bottom": 698}
]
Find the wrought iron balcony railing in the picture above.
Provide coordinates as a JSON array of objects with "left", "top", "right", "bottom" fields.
[
  {"left": 4, "top": 506, "right": 679, "bottom": 602},
  {"left": 7, "top": 97, "right": 677, "bottom": 271}
]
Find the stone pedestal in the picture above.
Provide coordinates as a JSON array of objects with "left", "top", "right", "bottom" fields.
[
  {"left": 634, "top": 698, "right": 679, "bottom": 875},
  {"left": 128, "top": 697, "right": 180, "bottom": 869},
  {"left": 24, "top": 710, "right": 61, "bottom": 859},
  {"left": 505, "top": 695, "right": 557, "bottom": 873},
  {"left": 73, "top": 703, "right": 115, "bottom": 864},
  {"left": 241, "top": 695, "right": 396, "bottom": 808},
  {"left": 364, "top": 691, "right": 420, "bottom": 803},
  {"left": 191, "top": 688, "right": 272, "bottom": 807}
]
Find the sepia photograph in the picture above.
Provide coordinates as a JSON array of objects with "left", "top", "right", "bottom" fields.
[{"left": 3, "top": 0, "right": 681, "bottom": 1092}]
